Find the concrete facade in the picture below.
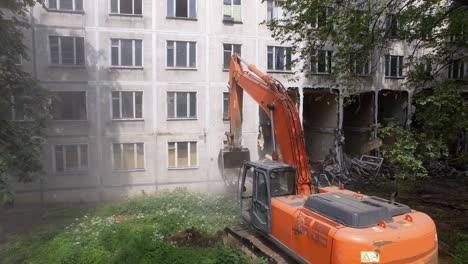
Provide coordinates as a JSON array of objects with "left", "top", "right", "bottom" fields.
[{"left": 15, "top": 0, "right": 462, "bottom": 204}]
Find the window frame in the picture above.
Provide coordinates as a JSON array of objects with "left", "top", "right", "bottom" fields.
[
  {"left": 109, "top": 0, "right": 143, "bottom": 16},
  {"left": 448, "top": 59, "right": 466, "bottom": 80},
  {"left": 110, "top": 38, "right": 144, "bottom": 68},
  {"left": 47, "top": 0, "right": 84, "bottom": 12},
  {"left": 267, "top": 46, "right": 293, "bottom": 73},
  {"left": 349, "top": 53, "right": 371, "bottom": 76},
  {"left": 53, "top": 144, "right": 89, "bottom": 174},
  {"left": 112, "top": 143, "right": 145, "bottom": 171},
  {"left": 49, "top": 36, "right": 85, "bottom": 66},
  {"left": 167, "top": 0, "right": 197, "bottom": 19},
  {"left": 166, "top": 40, "right": 197, "bottom": 69},
  {"left": 267, "top": 0, "right": 290, "bottom": 24},
  {"left": 166, "top": 91, "right": 197, "bottom": 120},
  {"left": 223, "top": 43, "right": 241, "bottom": 71},
  {"left": 167, "top": 141, "right": 199, "bottom": 169},
  {"left": 111, "top": 91, "right": 144, "bottom": 120},
  {"left": 51, "top": 91, "right": 88, "bottom": 121},
  {"left": 311, "top": 49, "right": 332, "bottom": 74},
  {"left": 384, "top": 54, "right": 404, "bottom": 78},
  {"left": 11, "top": 96, "right": 33, "bottom": 122},
  {"left": 222, "top": 91, "right": 230, "bottom": 121},
  {"left": 223, "top": 0, "right": 242, "bottom": 23}
]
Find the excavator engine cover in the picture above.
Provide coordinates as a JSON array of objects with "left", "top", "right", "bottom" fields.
[{"left": 304, "top": 193, "right": 411, "bottom": 228}]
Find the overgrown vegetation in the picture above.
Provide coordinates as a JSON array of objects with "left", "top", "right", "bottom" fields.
[
  {"left": 0, "top": 190, "right": 265, "bottom": 264},
  {"left": 266, "top": 0, "right": 468, "bottom": 179},
  {"left": 0, "top": 0, "right": 49, "bottom": 205},
  {"left": 379, "top": 84, "right": 468, "bottom": 179}
]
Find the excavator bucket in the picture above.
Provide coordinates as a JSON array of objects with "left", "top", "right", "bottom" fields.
[{"left": 218, "top": 148, "right": 250, "bottom": 186}]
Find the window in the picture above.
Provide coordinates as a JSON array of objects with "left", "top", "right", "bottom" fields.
[
  {"left": 112, "top": 91, "right": 143, "bottom": 119},
  {"left": 112, "top": 143, "right": 144, "bottom": 170},
  {"left": 111, "top": 39, "right": 143, "bottom": 67},
  {"left": 448, "top": 59, "right": 466, "bottom": 80},
  {"left": 168, "top": 141, "right": 197, "bottom": 168},
  {"left": 311, "top": 6, "right": 330, "bottom": 28},
  {"left": 166, "top": 41, "right": 196, "bottom": 68},
  {"left": 223, "top": 0, "right": 241, "bottom": 22},
  {"left": 223, "top": 92, "right": 230, "bottom": 120},
  {"left": 11, "top": 96, "right": 32, "bottom": 121},
  {"left": 51, "top": 91, "right": 87, "bottom": 120},
  {"left": 223, "top": 44, "right": 241, "bottom": 70},
  {"left": 270, "top": 170, "right": 295, "bottom": 197},
  {"left": 110, "top": 0, "right": 142, "bottom": 15},
  {"left": 167, "top": 92, "right": 197, "bottom": 119},
  {"left": 49, "top": 36, "right": 85, "bottom": 65},
  {"left": 385, "top": 55, "right": 404, "bottom": 78},
  {"left": 48, "top": 0, "right": 83, "bottom": 11},
  {"left": 385, "top": 14, "right": 399, "bottom": 38},
  {"left": 54, "top": 144, "right": 88, "bottom": 173},
  {"left": 311, "top": 50, "right": 332, "bottom": 74},
  {"left": 349, "top": 53, "right": 370, "bottom": 76},
  {"left": 267, "top": 46, "right": 292, "bottom": 72},
  {"left": 167, "top": 0, "right": 196, "bottom": 18},
  {"left": 267, "top": 1, "right": 289, "bottom": 24}
]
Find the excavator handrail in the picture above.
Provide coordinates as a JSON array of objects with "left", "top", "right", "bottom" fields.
[{"left": 227, "top": 54, "right": 312, "bottom": 195}]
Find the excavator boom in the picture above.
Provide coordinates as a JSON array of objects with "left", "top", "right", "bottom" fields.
[{"left": 225, "top": 54, "right": 311, "bottom": 195}]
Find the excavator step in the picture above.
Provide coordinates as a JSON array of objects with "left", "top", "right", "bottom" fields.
[{"left": 223, "top": 225, "right": 297, "bottom": 264}]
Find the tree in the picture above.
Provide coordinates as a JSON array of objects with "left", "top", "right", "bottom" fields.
[
  {"left": 0, "top": 0, "right": 49, "bottom": 205},
  {"left": 266, "top": 0, "right": 468, "bottom": 177}
]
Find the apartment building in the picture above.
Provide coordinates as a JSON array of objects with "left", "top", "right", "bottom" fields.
[{"left": 14, "top": 0, "right": 467, "bottom": 204}]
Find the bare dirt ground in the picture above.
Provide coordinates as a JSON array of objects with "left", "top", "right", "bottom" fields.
[{"left": 0, "top": 205, "right": 92, "bottom": 250}]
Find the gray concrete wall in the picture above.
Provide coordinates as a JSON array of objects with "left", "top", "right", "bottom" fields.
[{"left": 15, "top": 0, "right": 428, "bottom": 204}]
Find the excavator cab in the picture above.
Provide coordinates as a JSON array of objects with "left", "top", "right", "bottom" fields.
[{"left": 239, "top": 160, "right": 296, "bottom": 233}]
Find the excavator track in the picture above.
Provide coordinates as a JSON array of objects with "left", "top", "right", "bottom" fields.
[{"left": 224, "top": 225, "right": 297, "bottom": 264}]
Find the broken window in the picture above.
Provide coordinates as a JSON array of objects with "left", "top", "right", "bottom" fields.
[
  {"left": 311, "top": 50, "right": 332, "bottom": 74},
  {"left": 267, "top": 46, "right": 292, "bottom": 72},
  {"left": 166, "top": 41, "right": 196, "bottom": 68},
  {"left": 110, "top": 0, "right": 142, "bottom": 15},
  {"left": 54, "top": 144, "right": 88, "bottom": 173},
  {"left": 112, "top": 143, "right": 145, "bottom": 171},
  {"left": 167, "top": 92, "right": 197, "bottom": 119},
  {"left": 349, "top": 53, "right": 370, "bottom": 76},
  {"left": 448, "top": 59, "right": 466, "bottom": 80},
  {"left": 51, "top": 91, "right": 87, "bottom": 120},
  {"left": 49, "top": 36, "right": 85, "bottom": 65},
  {"left": 112, "top": 91, "right": 143, "bottom": 119},
  {"left": 267, "top": 1, "right": 290, "bottom": 24},
  {"left": 168, "top": 141, "right": 197, "bottom": 168},
  {"left": 223, "top": 44, "right": 241, "bottom": 70},
  {"left": 48, "top": 0, "right": 83, "bottom": 11},
  {"left": 385, "top": 55, "right": 404, "bottom": 78},
  {"left": 167, "top": 0, "right": 196, "bottom": 18},
  {"left": 223, "top": 92, "right": 230, "bottom": 120},
  {"left": 223, "top": 0, "right": 241, "bottom": 22},
  {"left": 111, "top": 39, "right": 143, "bottom": 67}
]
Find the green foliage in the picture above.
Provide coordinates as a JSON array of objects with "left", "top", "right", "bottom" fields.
[
  {"left": 266, "top": 0, "right": 467, "bottom": 86},
  {"left": 379, "top": 123, "right": 428, "bottom": 179},
  {"left": 0, "top": 0, "right": 50, "bottom": 205},
  {"left": 414, "top": 83, "right": 468, "bottom": 151},
  {"left": 0, "top": 190, "right": 256, "bottom": 264},
  {"left": 454, "top": 233, "right": 468, "bottom": 264}
]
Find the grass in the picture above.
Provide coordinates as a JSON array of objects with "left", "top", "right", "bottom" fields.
[{"left": 0, "top": 189, "right": 266, "bottom": 264}]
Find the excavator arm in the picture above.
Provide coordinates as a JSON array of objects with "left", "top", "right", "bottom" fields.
[{"left": 226, "top": 54, "right": 311, "bottom": 195}]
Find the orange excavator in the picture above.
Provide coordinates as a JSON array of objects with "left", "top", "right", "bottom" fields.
[{"left": 221, "top": 54, "right": 438, "bottom": 263}]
